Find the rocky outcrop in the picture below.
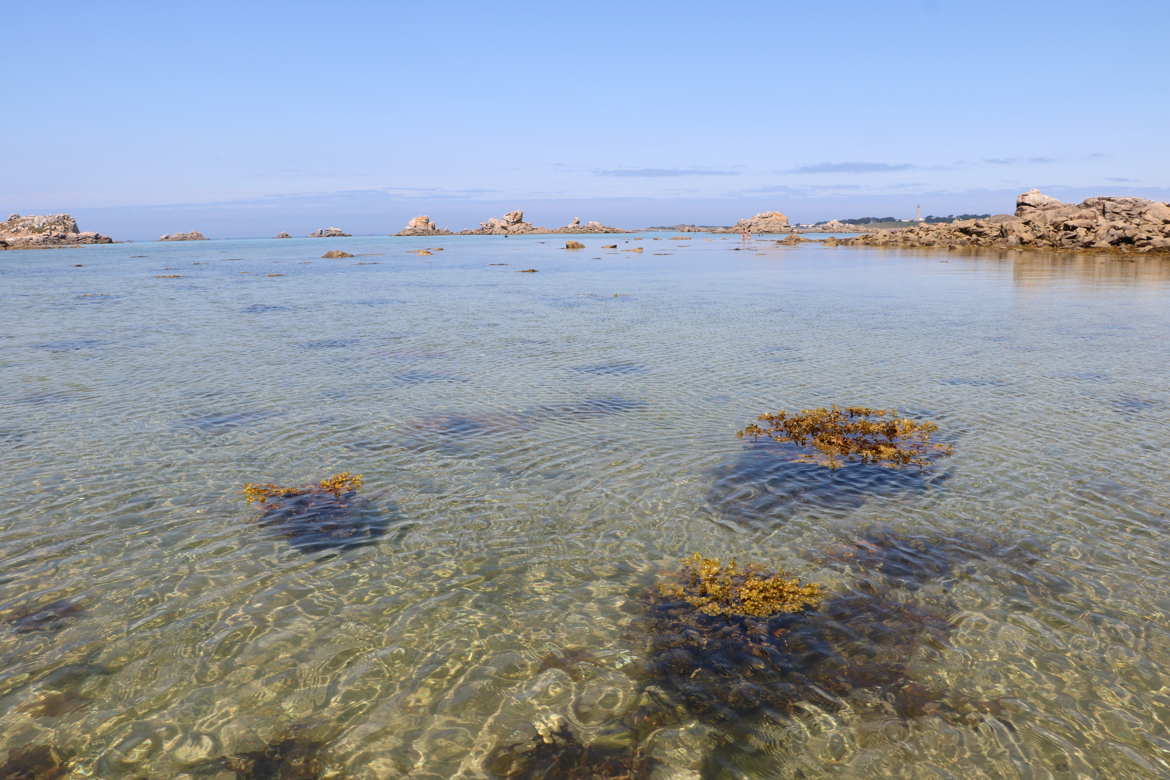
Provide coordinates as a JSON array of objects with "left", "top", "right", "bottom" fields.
[
  {"left": 396, "top": 215, "right": 451, "bottom": 236},
  {"left": 839, "top": 190, "right": 1170, "bottom": 253},
  {"left": 549, "top": 217, "right": 628, "bottom": 234},
  {"left": 322, "top": 250, "right": 354, "bottom": 258},
  {"left": 159, "top": 231, "right": 206, "bottom": 241},
  {"left": 0, "top": 213, "right": 113, "bottom": 250},
  {"left": 462, "top": 210, "right": 542, "bottom": 235},
  {"left": 722, "top": 211, "right": 790, "bottom": 234},
  {"left": 309, "top": 226, "right": 351, "bottom": 238},
  {"left": 275, "top": 232, "right": 292, "bottom": 239}
]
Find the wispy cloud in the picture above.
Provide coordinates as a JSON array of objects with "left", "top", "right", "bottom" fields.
[
  {"left": 982, "top": 156, "right": 1056, "bottom": 165},
  {"left": 1105, "top": 177, "right": 1135, "bottom": 183},
  {"left": 783, "top": 162, "right": 918, "bottom": 174},
  {"left": 596, "top": 168, "right": 739, "bottom": 177}
]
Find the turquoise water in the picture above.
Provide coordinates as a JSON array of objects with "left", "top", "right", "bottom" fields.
[{"left": 1, "top": 234, "right": 1168, "bottom": 778}]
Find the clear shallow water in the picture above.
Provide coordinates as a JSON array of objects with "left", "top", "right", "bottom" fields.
[{"left": 1, "top": 234, "right": 1168, "bottom": 778}]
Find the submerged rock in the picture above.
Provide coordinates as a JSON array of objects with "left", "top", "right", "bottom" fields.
[
  {"left": 0, "top": 213, "right": 112, "bottom": 250},
  {"left": 187, "top": 734, "right": 328, "bottom": 779},
  {"left": 486, "top": 720, "right": 654, "bottom": 779},
  {"left": 308, "top": 226, "right": 351, "bottom": 238},
  {"left": 159, "top": 231, "right": 207, "bottom": 241},
  {"left": 4, "top": 599, "right": 84, "bottom": 634},
  {"left": 0, "top": 744, "right": 71, "bottom": 779},
  {"left": 243, "top": 473, "right": 390, "bottom": 553},
  {"left": 641, "top": 555, "right": 956, "bottom": 727},
  {"left": 841, "top": 189, "right": 1170, "bottom": 253},
  {"left": 708, "top": 437, "right": 947, "bottom": 526}
]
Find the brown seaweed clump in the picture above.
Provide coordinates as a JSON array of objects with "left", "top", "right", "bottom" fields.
[
  {"left": 243, "top": 472, "right": 364, "bottom": 505},
  {"left": 737, "top": 405, "right": 951, "bottom": 468},
  {"left": 658, "top": 554, "right": 822, "bottom": 618}
]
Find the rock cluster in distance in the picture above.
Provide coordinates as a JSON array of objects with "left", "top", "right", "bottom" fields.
[
  {"left": 308, "top": 226, "right": 351, "bottom": 238},
  {"left": 0, "top": 213, "right": 113, "bottom": 250},
  {"left": 839, "top": 190, "right": 1170, "bottom": 253},
  {"left": 159, "top": 231, "right": 207, "bottom": 241}
]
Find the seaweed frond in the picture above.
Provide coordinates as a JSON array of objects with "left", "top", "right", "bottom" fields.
[{"left": 658, "top": 554, "right": 823, "bottom": 618}]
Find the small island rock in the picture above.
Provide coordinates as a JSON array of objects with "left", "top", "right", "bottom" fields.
[
  {"left": 0, "top": 213, "right": 113, "bottom": 250},
  {"left": 396, "top": 215, "right": 452, "bottom": 236},
  {"left": 159, "top": 231, "right": 207, "bottom": 241},
  {"left": 322, "top": 250, "right": 354, "bottom": 258},
  {"left": 275, "top": 232, "right": 292, "bottom": 239},
  {"left": 308, "top": 226, "right": 351, "bottom": 238}
]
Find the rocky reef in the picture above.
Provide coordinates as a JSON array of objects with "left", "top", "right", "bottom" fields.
[
  {"left": 308, "top": 226, "right": 351, "bottom": 238},
  {"left": 396, "top": 215, "right": 452, "bottom": 236},
  {"left": 159, "top": 231, "right": 206, "bottom": 241},
  {"left": 839, "top": 189, "right": 1170, "bottom": 253},
  {"left": 242, "top": 473, "right": 391, "bottom": 553},
  {"left": 0, "top": 213, "right": 112, "bottom": 250}
]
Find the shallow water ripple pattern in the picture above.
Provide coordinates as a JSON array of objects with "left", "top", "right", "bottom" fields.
[{"left": 0, "top": 236, "right": 1169, "bottom": 777}]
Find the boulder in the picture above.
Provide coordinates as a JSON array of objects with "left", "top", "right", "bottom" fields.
[
  {"left": 159, "top": 231, "right": 207, "bottom": 241},
  {"left": 0, "top": 213, "right": 113, "bottom": 250},
  {"left": 396, "top": 215, "right": 451, "bottom": 236},
  {"left": 308, "top": 226, "right": 351, "bottom": 238},
  {"left": 464, "top": 210, "right": 542, "bottom": 235},
  {"left": 724, "top": 211, "right": 790, "bottom": 234},
  {"left": 565, "top": 240, "right": 585, "bottom": 249},
  {"left": 322, "top": 250, "right": 354, "bottom": 258},
  {"left": 275, "top": 232, "right": 292, "bottom": 239}
]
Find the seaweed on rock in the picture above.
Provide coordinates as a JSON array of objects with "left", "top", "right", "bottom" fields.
[
  {"left": 640, "top": 555, "right": 958, "bottom": 727},
  {"left": 242, "top": 473, "right": 389, "bottom": 553}
]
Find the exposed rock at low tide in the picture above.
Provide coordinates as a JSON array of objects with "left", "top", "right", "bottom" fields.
[
  {"left": 463, "top": 210, "right": 542, "bottom": 235},
  {"left": 839, "top": 190, "right": 1170, "bottom": 253},
  {"left": 396, "top": 215, "right": 452, "bottom": 236},
  {"left": 159, "top": 231, "right": 207, "bottom": 241},
  {"left": 549, "top": 216, "right": 628, "bottom": 234},
  {"left": 0, "top": 213, "right": 113, "bottom": 250},
  {"left": 308, "top": 226, "right": 351, "bottom": 238},
  {"left": 322, "top": 250, "right": 353, "bottom": 258},
  {"left": 275, "top": 232, "right": 292, "bottom": 239}
]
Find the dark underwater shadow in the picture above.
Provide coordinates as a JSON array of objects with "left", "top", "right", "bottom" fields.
[
  {"left": 707, "top": 438, "right": 951, "bottom": 527},
  {"left": 182, "top": 409, "right": 281, "bottom": 434},
  {"left": 253, "top": 493, "right": 409, "bottom": 555}
]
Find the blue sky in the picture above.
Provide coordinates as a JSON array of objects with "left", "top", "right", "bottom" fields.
[{"left": 4, "top": 0, "right": 1168, "bottom": 237}]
